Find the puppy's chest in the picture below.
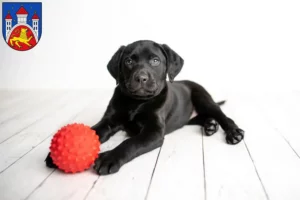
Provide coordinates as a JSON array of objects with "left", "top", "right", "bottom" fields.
[
  {"left": 123, "top": 114, "right": 146, "bottom": 137},
  {"left": 123, "top": 110, "right": 150, "bottom": 136},
  {"left": 119, "top": 99, "right": 163, "bottom": 136}
]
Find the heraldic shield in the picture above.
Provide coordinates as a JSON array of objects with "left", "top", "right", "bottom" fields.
[{"left": 2, "top": 2, "right": 42, "bottom": 51}]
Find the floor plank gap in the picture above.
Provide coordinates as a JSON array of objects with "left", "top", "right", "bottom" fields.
[
  {"left": 83, "top": 177, "right": 100, "bottom": 200},
  {"left": 243, "top": 141, "right": 270, "bottom": 200},
  {"left": 202, "top": 132, "right": 207, "bottom": 200},
  {"left": 0, "top": 134, "right": 52, "bottom": 174},
  {"left": 145, "top": 147, "right": 162, "bottom": 200},
  {"left": 251, "top": 98, "right": 300, "bottom": 160},
  {"left": 24, "top": 169, "right": 56, "bottom": 200}
]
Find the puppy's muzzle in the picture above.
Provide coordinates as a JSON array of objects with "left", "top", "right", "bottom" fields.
[
  {"left": 128, "top": 70, "right": 157, "bottom": 96},
  {"left": 134, "top": 71, "right": 149, "bottom": 85}
]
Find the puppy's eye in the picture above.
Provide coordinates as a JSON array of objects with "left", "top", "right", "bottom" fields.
[
  {"left": 150, "top": 58, "right": 160, "bottom": 66},
  {"left": 125, "top": 58, "right": 133, "bottom": 65}
]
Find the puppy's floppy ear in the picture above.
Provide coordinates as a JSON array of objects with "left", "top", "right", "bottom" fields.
[
  {"left": 160, "top": 44, "right": 184, "bottom": 82},
  {"left": 107, "top": 45, "right": 126, "bottom": 84}
]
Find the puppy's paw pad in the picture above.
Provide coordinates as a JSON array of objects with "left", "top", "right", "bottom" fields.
[
  {"left": 45, "top": 153, "right": 58, "bottom": 168},
  {"left": 93, "top": 151, "right": 120, "bottom": 175},
  {"left": 226, "top": 128, "right": 244, "bottom": 145},
  {"left": 203, "top": 118, "right": 219, "bottom": 136}
]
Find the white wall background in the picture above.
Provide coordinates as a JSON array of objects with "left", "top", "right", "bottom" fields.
[{"left": 0, "top": 0, "right": 300, "bottom": 92}]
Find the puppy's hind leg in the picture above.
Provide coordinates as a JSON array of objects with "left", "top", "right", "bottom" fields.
[
  {"left": 188, "top": 114, "right": 219, "bottom": 136},
  {"left": 185, "top": 81, "right": 244, "bottom": 144},
  {"left": 188, "top": 99, "right": 225, "bottom": 135}
]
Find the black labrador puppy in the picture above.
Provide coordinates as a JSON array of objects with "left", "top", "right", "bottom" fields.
[{"left": 45, "top": 40, "right": 244, "bottom": 175}]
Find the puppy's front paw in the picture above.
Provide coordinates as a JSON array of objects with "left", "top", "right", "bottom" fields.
[
  {"left": 45, "top": 152, "right": 58, "bottom": 168},
  {"left": 91, "top": 128, "right": 109, "bottom": 143},
  {"left": 93, "top": 151, "right": 121, "bottom": 175},
  {"left": 225, "top": 128, "right": 244, "bottom": 145},
  {"left": 203, "top": 118, "right": 219, "bottom": 136}
]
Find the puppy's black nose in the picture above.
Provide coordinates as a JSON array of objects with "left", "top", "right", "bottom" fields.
[{"left": 134, "top": 73, "right": 149, "bottom": 83}]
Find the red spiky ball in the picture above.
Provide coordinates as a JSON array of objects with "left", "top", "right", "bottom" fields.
[{"left": 50, "top": 123, "right": 100, "bottom": 173}]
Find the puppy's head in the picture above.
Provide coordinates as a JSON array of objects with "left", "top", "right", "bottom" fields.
[{"left": 107, "top": 40, "right": 184, "bottom": 100}]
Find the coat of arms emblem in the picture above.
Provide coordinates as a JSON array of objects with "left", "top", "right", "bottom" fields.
[{"left": 2, "top": 2, "right": 42, "bottom": 51}]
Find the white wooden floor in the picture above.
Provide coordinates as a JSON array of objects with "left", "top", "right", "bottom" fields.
[{"left": 0, "top": 90, "right": 300, "bottom": 200}]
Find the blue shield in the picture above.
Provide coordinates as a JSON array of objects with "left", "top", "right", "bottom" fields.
[{"left": 2, "top": 2, "right": 42, "bottom": 51}]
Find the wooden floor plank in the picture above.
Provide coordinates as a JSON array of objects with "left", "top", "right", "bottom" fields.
[
  {"left": 2, "top": 90, "right": 299, "bottom": 200},
  {"left": 0, "top": 90, "right": 59, "bottom": 110},
  {"left": 25, "top": 91, "right": 160, "bottom": 200},
  {"left": 85, "top": 145, "right": 159, "bottom": 200},
  {"left": 0, "top": 91, "right": 63, "bottom": 124},
  {"left": 0, "top": 92, "right": 97, "bottom": 172},
  {"left": 0, "top": 136, "right": 55, "bottom": 200},
  {"left": 26, "top": 132, "right": 150, "bottom": 200},
  {"left": 146, "top": 126, "right": 205, "bottom": 200},
  {"left": 0, "top": 92, "right": 76, "bottom": 143},
  {"left": 251, "top": 92, "right": 300, "bottom": 157},
  {"left": 0, "top": 90, "right": 48, "bottom": 112},
  {"left": 0, "top": 90, "right": 30, "bottom": 104},
  {"left": 21, "top": 93, "right": 113, "bottom": 200},
  {"left": 0, "top": 91, "right": 28, "bottom": 108},
  {"left": 228, "top": 95, "right": 300, "bottom": 200},
  {"left": 201, "top": 101, "right": 267, "bottom": 200},
  {"left": 0, "top": 92, "right": 99, "bottom": 200}
]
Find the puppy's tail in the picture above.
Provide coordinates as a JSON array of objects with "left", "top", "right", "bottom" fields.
[{"left": 217, "top": 100, "right": 226, "bottom": 106}]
